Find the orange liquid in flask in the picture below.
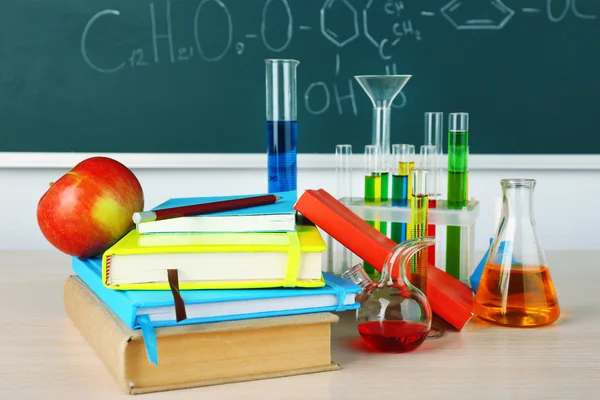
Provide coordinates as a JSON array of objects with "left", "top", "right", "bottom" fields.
[{"left": 473, "top": 264, "right": 560, "bottom": 327}]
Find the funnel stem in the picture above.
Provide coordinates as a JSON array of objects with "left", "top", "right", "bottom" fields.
[
  {"left": 373, "top": 106, "right": 391, "bottom": 171},
  {"left": 354, "top": 75, "right": 411, "bottom": 171}
]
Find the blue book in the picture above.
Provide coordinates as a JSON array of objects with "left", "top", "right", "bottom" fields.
[
  {"left": 135, "top": 191, "right": 297, "bottom": 234},
  {"left": 72, "top": 256, "right": 361, "bottom": 365}
]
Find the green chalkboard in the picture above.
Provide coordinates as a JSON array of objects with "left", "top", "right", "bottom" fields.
[{"left": 2, "top": 0, "right": 600, "bottom": 154}]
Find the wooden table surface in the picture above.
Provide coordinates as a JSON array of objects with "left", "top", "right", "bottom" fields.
[{"left": 1, "top": 250, "right": 599, "bottom": 400}]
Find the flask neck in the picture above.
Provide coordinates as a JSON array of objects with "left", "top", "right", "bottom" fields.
[
  {"left": 501, "top": 181, "right": 535, "bottom": 223},
  {"left": 495, "top": 179, "right": 546, "bottom": 267},
  {"left": 341, "top": 264, "right": 374, "bottom": 288},
  {"left": 380, "top": 237, "right": 435, "bottom": 287}
]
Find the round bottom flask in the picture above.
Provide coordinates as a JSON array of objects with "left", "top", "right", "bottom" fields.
[{"left": 342, "top": 237, "right": 435, "bottom": 353}]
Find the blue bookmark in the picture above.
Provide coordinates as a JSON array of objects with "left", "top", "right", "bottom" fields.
[{"left": 138, "top": 315, "right": 159, "bottom": 366}]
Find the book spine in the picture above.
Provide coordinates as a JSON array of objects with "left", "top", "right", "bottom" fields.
[
  {"left": 72, "top": 258, "right": 138, "bottom": 328},
  {"left": 324, "top": 279, "right": 349, "bottom": 312},
  {"left": 64, "top": 277, "right": 132, "bottom": 394},
  {"left": 105, "top": 255, "right": 112, "bottom": 286},
  {"left": 294, "top": 190, "right": 394, "bottom": 268}
]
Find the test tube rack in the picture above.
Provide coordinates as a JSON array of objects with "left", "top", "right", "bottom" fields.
[{"left": 325, "top": 197, "right": 481, "bottom": 287}]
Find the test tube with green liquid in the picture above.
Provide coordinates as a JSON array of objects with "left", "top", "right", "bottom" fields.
[
  {"left": 390, "top": 144, "right": 414, "bottom": 244},
  {"left": 466, "top": 145, "right": 470, "bottom": 201},
  {"left": 363, "top": 145, "right": 382, "bottom": 279},
  {"left": 446, "top": 113, "right": 469, "bottom": 280}
]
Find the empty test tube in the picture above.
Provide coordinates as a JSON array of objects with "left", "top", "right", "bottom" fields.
[
  {"left": 424, "top": 112, "right": 443, "bottom": 200},
  {"left": 336, "top": 144, "right": 353, "bottom": 200},
  {"left": 419, "top": 145, "right": 437, "bottom": 193},
  {"left": 333, "top": 144, "right": 353, "bottom": 274}
]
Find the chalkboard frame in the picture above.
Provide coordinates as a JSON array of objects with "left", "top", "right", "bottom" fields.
[{"left": 1, "top": 152, "right": 599, "bottom": 171}]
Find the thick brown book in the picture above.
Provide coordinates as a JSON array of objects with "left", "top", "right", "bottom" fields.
[{"left": 64, "top": 276, "right": 340, "bottom": 395}]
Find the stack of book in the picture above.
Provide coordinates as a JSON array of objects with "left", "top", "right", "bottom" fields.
[{"left": 65, "top": 191, "right": 361, "bottom": 394}]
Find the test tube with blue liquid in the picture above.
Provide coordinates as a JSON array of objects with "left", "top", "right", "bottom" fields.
[
  {"left": 390, "top": 144, "right": 415, "bottom": 244},
  {"left": 266, "top": 59, "right": 299, "bottom": 194}
]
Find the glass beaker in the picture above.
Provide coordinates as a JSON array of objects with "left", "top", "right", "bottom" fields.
[
  {"left": 341, "top": 237, "right": 434, "bottom": 353},
  {"left": 473, "top": 179, "right": 560, "bottom": 327},
  {"left": 265, "top": 59, "right": 299, "bottom": 194}
]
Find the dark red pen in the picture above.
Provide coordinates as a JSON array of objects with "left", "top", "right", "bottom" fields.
[{"left": 132, "top": 194, "right": 281, "bottom": 224}]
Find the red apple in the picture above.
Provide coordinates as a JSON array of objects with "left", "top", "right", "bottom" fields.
[{"left": 37, "top": 156, "right": 144, "bottom": 258}]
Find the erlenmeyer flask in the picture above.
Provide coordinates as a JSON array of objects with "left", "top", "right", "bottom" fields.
[
  {"left": 474, "top": 179, "right": 560, "bottom": 327},
  {"left": 341, "top": 237, "right": 434, "bottom": 353}
]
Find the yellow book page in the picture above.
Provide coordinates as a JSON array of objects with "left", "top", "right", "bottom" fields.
[{"left": 108, "top": 277, "right": 326, "bottom": 291}]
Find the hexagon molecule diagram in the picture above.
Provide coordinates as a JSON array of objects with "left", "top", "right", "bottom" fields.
[
  {"left": 320, "top": 0, "right": 360, "bottom": 47},
  {"left": 441, "top": 0, "right": 515, "bottom": 30}
]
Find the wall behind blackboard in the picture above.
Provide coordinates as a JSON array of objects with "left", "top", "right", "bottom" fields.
[{"left": 1, "top": 0, "right": 599, "bottom": 154}]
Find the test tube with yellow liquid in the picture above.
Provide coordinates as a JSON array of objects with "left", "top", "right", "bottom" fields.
[
  {"left": 411, "top": 165, "right": 445, "bottom": 339},
  {"left": 390, "top": 144, "right": 414, "bottom": 244},
  {"left": 410, "top": 168, "right": 429, "bottom": 293},
  {"left": 363, "top": 145, "right": 382, "bottom": 279}
]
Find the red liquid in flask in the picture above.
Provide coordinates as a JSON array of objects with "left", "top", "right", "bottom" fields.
[{"left": 358, "top": 321, "right": 429, "bottom": 353}]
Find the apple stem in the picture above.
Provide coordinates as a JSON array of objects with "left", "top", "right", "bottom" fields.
[{"left": 49, "top": 182, "right": 54, "bottom": 187}]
